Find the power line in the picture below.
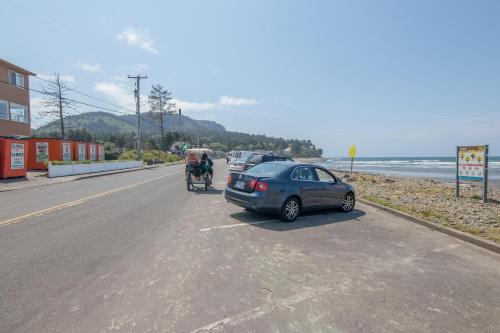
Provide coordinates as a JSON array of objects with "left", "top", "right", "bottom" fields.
[
  {"left": 33, "top": 76, "right": 137, "bottom": 113},
  {"left": 1, "top": 79, "right": 164, "bottom": 132},
  {"left": 32, "top": 76, "right": 163, "bottom": 128}
]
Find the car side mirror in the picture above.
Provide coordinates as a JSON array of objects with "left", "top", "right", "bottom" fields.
[{"left": 336, "top": 178, "right": 343, "bottom": 184}]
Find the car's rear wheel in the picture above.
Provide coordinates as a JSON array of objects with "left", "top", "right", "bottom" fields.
[
  {"left": 341, "top": 192, "right": 355, "bottom": 212},
  {"left": 280, "top": 197, "right": 301, "bottom": 222}
]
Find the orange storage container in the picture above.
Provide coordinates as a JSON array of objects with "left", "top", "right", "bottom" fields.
[
  {"left": 73, "top": 141, "right": 87, "bottom": 161},
  {"left": 87, "top": 142, "right": 97, "bottom": 161},
  {"left": 0, "top": 137, "right": 29, "bottom": 179},
  {"left": 28, "top": 138, "right": 73, "bottom": 170},
  {"left": 97, "top": 143, "right": 106, "bottom": 161}
]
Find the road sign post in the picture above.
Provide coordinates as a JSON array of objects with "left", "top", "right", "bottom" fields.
[
  {"left": 348, "top": 145, "right": 357, "bottom": 176},
  {"left": 484, "top": 145, "right": 489, "bottom": 204}
]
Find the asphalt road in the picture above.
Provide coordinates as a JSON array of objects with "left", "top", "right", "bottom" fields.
[{"left": 1, "top": 160, "right": 499, "bottom": 333}]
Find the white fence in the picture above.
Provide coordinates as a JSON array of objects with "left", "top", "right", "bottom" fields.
[{"left": 48, "top": 161, "right": 143, "bottom": 178}]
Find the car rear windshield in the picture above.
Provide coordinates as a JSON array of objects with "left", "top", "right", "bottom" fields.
[
  {"left": 247, "top": 154, "right": 263, "bottom": 164},
  {"left": 244, "top": 163, "right": 288, "bottom": 177}
]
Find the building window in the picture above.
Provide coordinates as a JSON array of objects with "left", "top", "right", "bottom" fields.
[
  {"left": 10, "top": 103, "right": 28, "bottom": 123},
  {"left": 8, "top": 71, "right": 25, "bottom": 88},
  {"left": 0, "top": 100, "right": 8, "bottom": 120}
]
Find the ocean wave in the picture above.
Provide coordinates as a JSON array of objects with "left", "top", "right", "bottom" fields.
[{"left": 320, "top": 160, "right": 500, "bottom": 170}]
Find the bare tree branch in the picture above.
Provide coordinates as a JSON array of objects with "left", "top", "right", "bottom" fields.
[{"left": 38, "top": 73, "right": 77, "bottom": 138}]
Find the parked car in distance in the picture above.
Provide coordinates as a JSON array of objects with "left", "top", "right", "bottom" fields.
[
  {"left": 230, "top": 150, "right": 253, "bottom": 162},
  {"left": 243, "top": 153, "right": 294, "bottom": 171},
  {"left": 228, "top": 150, "right": 254, "bottom": 171},
  {"left": 225, "top": 162, "right": 355, "bottom": 222}
]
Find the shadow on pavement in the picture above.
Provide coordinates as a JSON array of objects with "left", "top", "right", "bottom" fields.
[
  {"left": 191, "top": 188, "right": 224, "bottom": 195},
  {"left": 229, "top": 209, "right": 366, "bottom": 231},
  {"left": 0, "top": 177, "right": 30, "bottom": 185}
]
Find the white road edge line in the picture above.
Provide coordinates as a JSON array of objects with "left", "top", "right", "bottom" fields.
[
  {"left": 200, "top": 220, "right": 279, "bottom": 231},
  {"left": 199, "top": 214, "right": 326, "bottom": 232}
]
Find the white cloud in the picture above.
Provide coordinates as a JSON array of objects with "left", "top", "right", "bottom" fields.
[
  {"left": 94, "top": 81, "right": 139, "bottom": 111},
  {"left": 171, "top": 95, "right": 257, "bottom": 114},
  {"left": 116, "top": 27, "right": 158, "bottom": 54},
  {"left": 30, "top": 97, "right": 48, "bottom": 127},
  {"left": 37, "top": 73, "right": 75, "bottom": 83},
  {"left": 76, "top": 61, "right": 101, "bottom": 73},
  {"left": 219, "top": 95, "right": 256, "bottom": 106},
  {"left": 134, "top": 64, "right": 149, "bottom": 72},
  {"left": 173, "top": 99, "right": 216, "bottom": 112}
]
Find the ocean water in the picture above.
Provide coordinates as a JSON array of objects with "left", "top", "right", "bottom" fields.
[{"left": 319, "top": 156, "right": 500, "bottom": 181}]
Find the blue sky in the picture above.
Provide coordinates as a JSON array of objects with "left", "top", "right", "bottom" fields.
[{"left": 1, "top": 0, "right": 499, "bottom": 156}]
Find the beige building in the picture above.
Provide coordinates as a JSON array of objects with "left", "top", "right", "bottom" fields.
[{"left": 0, "top": 58, "right": 35, "bottom": 137}]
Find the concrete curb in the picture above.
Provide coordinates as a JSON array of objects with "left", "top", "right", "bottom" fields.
[
  {"left": 72, "top": 165, "right": 159, "bottom": 180},
  {"left": 358, "top": 198, "right": 500, "bottom": 255}
]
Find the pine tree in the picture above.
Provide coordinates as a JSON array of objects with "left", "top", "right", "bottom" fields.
[{"left": 148, "top": 84, "right": 176, "bottom": 150}]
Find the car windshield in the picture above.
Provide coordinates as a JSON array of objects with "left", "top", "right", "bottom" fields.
[{"left": 244, "top": 163, "right": 289, "bottom": 177}]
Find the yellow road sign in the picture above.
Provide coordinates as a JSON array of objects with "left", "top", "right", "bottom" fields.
[{"left": 348, "top": 145, "right": 357, "bottom": 159}]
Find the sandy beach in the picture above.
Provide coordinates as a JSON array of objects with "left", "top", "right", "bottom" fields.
[{"left": 333, "top": 170, "right": 500, "bottom": 243}]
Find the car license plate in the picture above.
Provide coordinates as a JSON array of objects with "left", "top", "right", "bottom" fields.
[{"left": 234, "top": 180, "right": 245, "bottom": 189}]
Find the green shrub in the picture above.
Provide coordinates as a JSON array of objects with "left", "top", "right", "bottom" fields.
[{"left": 118, "top": 149, "right": 182, "bottom": 163}]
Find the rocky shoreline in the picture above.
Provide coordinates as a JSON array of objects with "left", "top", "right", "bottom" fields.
[{"left": 335, "top": 170, "right": 500, "bottom": 243}]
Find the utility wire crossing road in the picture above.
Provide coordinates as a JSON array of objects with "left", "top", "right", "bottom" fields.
[{"left": 0, "top": 160, "right": 499, "bottom": 333}]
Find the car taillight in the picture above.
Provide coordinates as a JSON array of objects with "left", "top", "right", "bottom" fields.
[
  {"left": 255, "top": 182, "right": 269, "bottom": 191},
  {"left": 227, "top": 175, "right": 232, "bottom": 185},
  {"left": 249, "top": 179, "right": 257, "bottom": 189},
  {"left": 249, "top": 179, "right": 269, "bottom": 192}
]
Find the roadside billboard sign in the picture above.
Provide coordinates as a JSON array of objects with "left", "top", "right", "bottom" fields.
[
  {"left": 62, "top": 142, "right": 72, "bottom": 161},
  {"left": 36, "top": 142, "right": 49, "bottom": 163},
  {"left": 11, "top": 143, "right": 25, "bottom": 169},
  {"left": 456, "top": 145, "right": 489, "bottom": 203},
  {"left": 89, "top": 144, "right": 96, "bottom": 161},
  {"left": 98, "top": 145, "right": 105, "bottom": 161},
  {"left": 458, "top": 146, "right": 486, "bottom": 181},
  {"left": 78, "top": 144, "right": 86, "bottom": 161}
]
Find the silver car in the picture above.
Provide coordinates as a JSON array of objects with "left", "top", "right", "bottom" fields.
[{"left": 225, "top": 161, "right": 355, "bottom": 222}]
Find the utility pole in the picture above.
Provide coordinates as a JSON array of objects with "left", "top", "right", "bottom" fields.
[
  {"left": 178, "top": 108, "right": 182, "bottom": 137},
  {"left": 128, "top": 74, "right": 147, "bottom": 160},
  {"left": 57, "top": 80, "right": 65, "bottom": 139},
  {"left": 159, "top": 94, "right": 164, "bottom": 151}
]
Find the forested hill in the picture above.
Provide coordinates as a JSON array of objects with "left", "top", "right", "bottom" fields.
[{"left": 33, "top": 111, "right": 323, "bottom": 157}]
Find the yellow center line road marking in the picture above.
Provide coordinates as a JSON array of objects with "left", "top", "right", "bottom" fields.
[{"left": 0, "top": 170, "right": 183, "bottom": 228}]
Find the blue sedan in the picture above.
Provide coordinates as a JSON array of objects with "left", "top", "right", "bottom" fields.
[{"left": 224, "top": 161, "right": 355, "bottom": 222}]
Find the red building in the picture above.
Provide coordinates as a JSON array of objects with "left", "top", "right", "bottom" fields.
[{"left": 0, "top": 58, "right": 35, "bottom": 137}]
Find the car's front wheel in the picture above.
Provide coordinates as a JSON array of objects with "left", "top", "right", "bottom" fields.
[
  {"left": 341, "top": 192, "right": 355, "bottom": 212},
  {"left": 280, "top": 197, "right": 301, "bottom": 222}
]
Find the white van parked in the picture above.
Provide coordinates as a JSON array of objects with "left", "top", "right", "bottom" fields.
[{"left": 229, "top": 150, "right": 253, "bottom": 171}]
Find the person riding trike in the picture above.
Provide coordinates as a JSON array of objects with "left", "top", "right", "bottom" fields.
[{"left": 185, "top": 148, "right": 214, "bottom": 191}]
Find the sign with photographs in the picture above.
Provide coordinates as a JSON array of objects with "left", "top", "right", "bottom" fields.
[
  {"left": 10, "top": 143, "right": 25, "bottom": 170},
  {"left": 62, "top": 142, "right": 72, "bottom": 161},
  {"left": 456, "top": 145, "right": 489, "bottom": 204},
  {"left": 89, "top": 144, "right": 96, "bottom": 161},
  {"left": 36, "top": 142, "right": 49, "bottom": 163},
  {"left": 98, "top": 145, "right": 105, "bottom": 161},
  {"left": 78, "top": 144, "right": 86, "bottom": 161},
  {"left": 458, "top": 146, "right": 486, "bottom": 181}
]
